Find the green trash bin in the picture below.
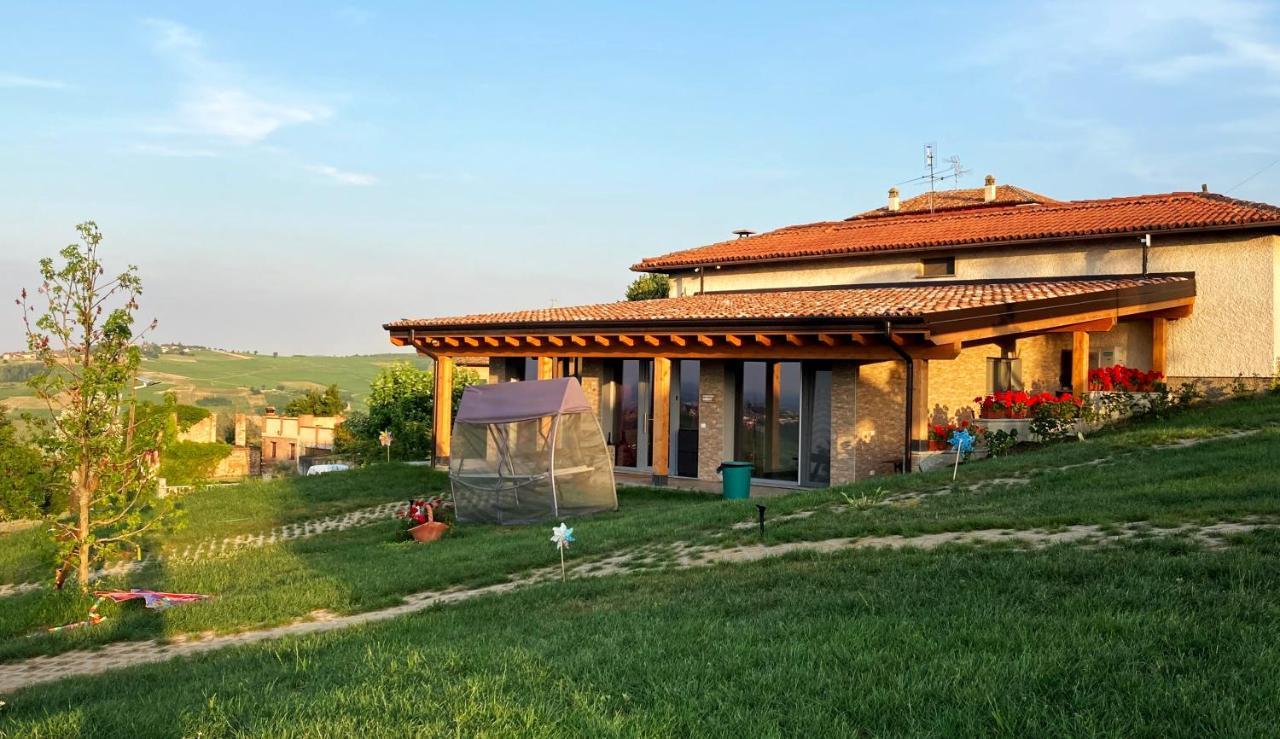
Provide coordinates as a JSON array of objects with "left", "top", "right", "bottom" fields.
[{"left": 716, "top": 461, "right": 753, "bottom": 500}]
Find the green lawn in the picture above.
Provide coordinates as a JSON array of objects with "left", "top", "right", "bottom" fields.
[
  {"left": 5, "top": 536, "right": 1280, "bottom": 736},
  {"left": 1, "top": 393, "right": 1279, "bottom": 735}
]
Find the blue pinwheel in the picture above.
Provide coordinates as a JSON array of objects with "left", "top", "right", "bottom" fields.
[{"left": 948, "top": 428, "right": 975, "bottom": 480}]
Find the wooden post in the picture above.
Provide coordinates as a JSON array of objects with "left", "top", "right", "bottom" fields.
[
  {"left": 908, "top": 359, "right": 930, "bottom": 458},
  {"left": 433, "top": 356, "right": 454, "bottom": 468},
  {"left": 1151, "top": 317, "right": 1168, "bottom": 376},
  {"left": 537, "top": 356, "right": 555, "bottom": 380},
  {"left": 651, "top": 356, "right": 671, "bottom": 485},
  {"left": 1072, "top": 331, "right": 1090, "bottom": 397}
]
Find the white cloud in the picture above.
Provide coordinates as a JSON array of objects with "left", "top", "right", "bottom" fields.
[
  {"left": 179, "top": 89, "right": 329, "bottom": 144},
  {"left": 143, "top": 18, "right": 330, "bottom": 144},
  {"left": 0, "top": 73, "right": 67, "bottom": 89},
  {"left": 306, "top": 164, "right": 377, "bottom": 186}
]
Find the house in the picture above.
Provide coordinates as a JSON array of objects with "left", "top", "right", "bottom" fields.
[
  {"left": 259, "top": 408, "right": 343, "bottom": 465},
  {"left": 383, "top": 177, "right": 1280, "bottom": 489}
]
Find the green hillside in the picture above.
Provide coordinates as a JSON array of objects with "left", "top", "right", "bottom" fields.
[{"left": 0, "top": 350, "right": 435, "bottom": 415}]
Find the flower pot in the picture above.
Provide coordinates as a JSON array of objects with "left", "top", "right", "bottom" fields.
[
  {"left": 409, "top": 521, "right": 449, "bottom": 542},
  {"left": 928, "top": 439, "right": 945, "bottom": 451}
]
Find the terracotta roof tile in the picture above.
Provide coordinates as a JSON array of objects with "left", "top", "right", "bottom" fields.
[
  {"left": 385, "top": 275, "right": 1190, "bottom": 330},
  {"left": 850, "top": 184, "right": 1059, "bottom": 219},
  {"left": 633, "top": 192, "right": 1280, "bottom": 271}
]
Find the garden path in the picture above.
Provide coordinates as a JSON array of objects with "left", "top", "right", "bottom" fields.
[{"left": 2, "top": 516, "right": 1275, "bottom": 695}]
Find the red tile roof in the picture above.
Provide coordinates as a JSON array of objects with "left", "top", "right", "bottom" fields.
[
  {"left": 633, "top": 192, "right": 1280, "bottom": 272},
  {"left": 849, "top": 184, "right": 1059, "bottom": 219},
  {"left": 385, "top": 275, "right": 1191, "bottom": 330}
]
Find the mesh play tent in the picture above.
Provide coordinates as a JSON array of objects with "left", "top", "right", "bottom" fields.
[{"left": 449, "top": 378, "right": 617, "bottom": 524}]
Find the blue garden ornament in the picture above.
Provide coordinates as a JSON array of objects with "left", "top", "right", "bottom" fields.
[
  {"left": 948, "top": 428, "right": 975, "bottom": 480},
  {"left": 948, "top": 428, "right": 975, "bottom": 454}
]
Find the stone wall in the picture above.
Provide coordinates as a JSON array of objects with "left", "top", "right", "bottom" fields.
[
  {"left": 209, "top": 446, "right": 253, "bottom": 481},
  {"left": 697, "top": 360, "right": 728, "bottom": 480},
  {"left": 177, "top": 414, "right": 219, "bottom": 444},
  {"left": 853, "top": 360, "right": 906, "bottom": 479},
  {"left": 579, "top": 358, "right": 604, "bottom": 419},
  {"left": 928, "top": 345, "right": 1002, "bottom": 425},
  {"left": 830, "top": 362, "right": 858, "bottom": 483}
]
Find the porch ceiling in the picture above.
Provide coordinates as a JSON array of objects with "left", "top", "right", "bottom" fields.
[{"left": 385, "top": 274, "right": 1196, "bottom": 360}]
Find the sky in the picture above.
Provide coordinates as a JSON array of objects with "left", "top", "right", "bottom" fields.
[{"left": 3, "top": 1, "right": 1280, "bottom": 355}]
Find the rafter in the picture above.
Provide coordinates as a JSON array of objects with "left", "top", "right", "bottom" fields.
[
  {"left": 617, "top": 335, "right": 635, "bottom": 347},
  {"left": 669, "top": 335, "right": 687, "bottom": 347},
  {"left": 754, "top": 334, "right": 773, "bottom": 347},
  {"left": 697, "top": 335, "right": 715, "bottom": 347}
]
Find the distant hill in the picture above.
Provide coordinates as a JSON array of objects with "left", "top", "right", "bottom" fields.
[{"left": 0, "top": 350, "right": 434, "bottom": 416}]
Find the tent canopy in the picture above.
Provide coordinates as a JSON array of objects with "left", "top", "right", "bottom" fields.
[{"left": 454, "top": 377, "right": 592, "bottom": 424}]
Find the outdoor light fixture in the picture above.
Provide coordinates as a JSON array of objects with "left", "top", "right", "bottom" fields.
[{"left": 756, "top": 504, "right": 767, "bottom": 536}]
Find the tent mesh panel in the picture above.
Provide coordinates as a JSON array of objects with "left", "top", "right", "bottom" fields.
[{"left": 450, "top": 412, "right": 616, "bottom": 525}]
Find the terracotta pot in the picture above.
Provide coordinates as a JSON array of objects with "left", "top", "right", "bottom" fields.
[
  {"left": 928, "top": 439, "right": 945, "bottom": 451},
  {"left": 409, "top": 521, "right": 449, "bottom": 542},
  {"left": 407, "top": 504, "right": 449, "bottom": 542}
]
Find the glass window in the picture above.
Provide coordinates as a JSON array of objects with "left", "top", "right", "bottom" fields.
[
  {"left": 920, "top": 256, "right": 955, "bottom": 278},
  {"left": 675, "top": 360, "right": 699, "bottom": 478},
  {"left": 734, "top": 361, "right": 802, "bottom": 482},
  {"left": 804, "top": 367, "right": 832, "bottom": 486},
  {"left": 988, "top": 357, "right": 1023, "bottom": 393}
]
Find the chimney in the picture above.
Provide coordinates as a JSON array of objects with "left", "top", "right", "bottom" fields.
[
  {"left": 234, "top": 413, "right": 247, "bottom": 447},
  {"left": 887, "top": 187, "right": 900, "bottom": 212},
  {"left": 1201, "top": 183, "right": 1209, "bottom": 193},
  {"left": 983, "top": 174, "right": 997, "bottom": 203}
]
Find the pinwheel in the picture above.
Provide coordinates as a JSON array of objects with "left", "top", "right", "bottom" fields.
[
  {"left": 948, "top": 427, "right": 975, "bottom": 480},
  {"left": 551, "top": 522, "right": 574, "bottom": 581}
]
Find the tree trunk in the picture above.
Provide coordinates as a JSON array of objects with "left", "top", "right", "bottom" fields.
[{"left": 77, "top": 468, "right": 91, "bottom": 592}]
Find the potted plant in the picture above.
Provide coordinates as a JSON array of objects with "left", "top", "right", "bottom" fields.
[
  {"left": 402, "top": 496, "right": 452, "bottom": 542},
  {"left": 927, "top": 424, "right": 949, "bottom": 451}
]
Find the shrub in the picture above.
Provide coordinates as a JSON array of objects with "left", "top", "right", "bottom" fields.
[
  {"left": 986, "top": 429, "right": 1019, "bottom": 457},
  {"left": 160, "top": 441, "right": 233, "bottom": 485},
  {"left": 195, "top": 396, "right": 232, "bottom": 408},
  {"left": 1029, "top": 396, "right": 1083, "bottom": 442},
  {"left": 174, "top": 404, "right": 211, "bottom": 431}
]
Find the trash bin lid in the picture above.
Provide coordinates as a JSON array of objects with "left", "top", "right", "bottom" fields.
[{"left": 718, "top": 461, "right": 754, "bottom": 468}]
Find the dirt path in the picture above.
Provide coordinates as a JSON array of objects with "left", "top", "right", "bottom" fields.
[{"left": 2, "top": 517, "right": 1274, "bottom": 695}]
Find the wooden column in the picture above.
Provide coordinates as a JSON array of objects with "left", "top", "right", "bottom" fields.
[
  {"left": 1151, "top": 317, "right": 1168, "bottom": 376},
  {"left": 537, "top": 356, "right": 555, "bottom": 380},
  {"left": 651, "top": 356, "right": 671, "bottom": 485},
  {"left": 1072, "top": 331, "right": 1090, "bottom": 397},
  {"left": 908, "top": 359, "right": 930, "bottom": 458},
  {"left": 433, "top": 356, "right": 454, "bottom": 467}
]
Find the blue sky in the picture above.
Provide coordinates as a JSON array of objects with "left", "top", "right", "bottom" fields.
[{"left": 3, "top": 1, "right": 1279, "bottom": 354}]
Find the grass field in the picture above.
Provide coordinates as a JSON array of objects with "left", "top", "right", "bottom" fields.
[
  {"left": 1, "top": 392, "right": 1278, "bottom": 735},
  {"left": 0, "top": 350, "right": 435, "bottom": 416}
]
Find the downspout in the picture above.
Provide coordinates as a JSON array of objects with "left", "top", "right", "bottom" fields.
[{"left": 883, "top": 321, "right": 914, "bottom": 474}]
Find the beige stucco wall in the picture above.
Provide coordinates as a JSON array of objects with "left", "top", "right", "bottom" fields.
[
  {"left": 673, "top": 232, "right": 1278, "bottom": 379},
  {"left": 1148, "top": 233, "right": 1276, "bottom": 377}
]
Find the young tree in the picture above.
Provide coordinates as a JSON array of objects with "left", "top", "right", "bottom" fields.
[
  {"left": 18, "top": 222, "right": 174, "bottom": 590},
  {"left": 336, "top": 362, "right": 478, "bottom": 462},
  {"left": 625, "top": 273, "right": 670, "bottom": 301},
  {"left": 283, "top": 383, "right": 345, "bottom": 416}
]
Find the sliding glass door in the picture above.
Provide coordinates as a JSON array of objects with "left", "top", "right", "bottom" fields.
[
  {"left": 733, "top": 361, "right": 831, "bottom": 486},
  {"left": 607, "top": 359, "right": 653, "bottom": 470}
]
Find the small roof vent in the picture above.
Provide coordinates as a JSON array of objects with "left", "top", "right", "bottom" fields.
[{"left": 732, "top": 229, "right": 756, "bottom": 239}]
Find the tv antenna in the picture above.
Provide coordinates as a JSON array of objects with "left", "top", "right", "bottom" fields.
[{"left": 893, "top": 144, "right": 971, "bottom": 213}]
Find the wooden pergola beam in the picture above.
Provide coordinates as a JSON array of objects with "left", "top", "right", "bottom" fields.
[
  {"left": 784, "top": 334, "right": 805, "bottom": 347},
  {"left": 644, "top": 335, "right": 661, "bottom": 347},
  {"left": 1047, "top": 317, "right": 1116, "bottom": 334},
  {"left": 594, "top": 335, "right": 611, "bottom": 347},
  {"left": 817, "top": 333, "right": 837, "bottom": 346},
  {"left": 571, "top": 336, "right": 588, "bottom": 347},
  {"left": 724, "top": 334, "right": 743, "bottom": 347},
  {"left": 525, "top": 336, "right": 542, "bottom": 347},
  {"left": 617, "top": 335, "right": 635, "bottom": 347},
  {"left": 463, "top": 337, "right": 480, "bottom": 348},
  {"left": 503, "top": 336, "right": 520, "bottom": 347},
  {"left": 546, "top": 336, "right": 564, "bottom": 347},
  {"left": 754, "top": 334, "right": 773, "bottom": 347},
  {"left": 697, "top": 334, "right": 715, "bottom": 347},
  {"left": 669, "top": 335, "right": 687, "bottom": 347}
]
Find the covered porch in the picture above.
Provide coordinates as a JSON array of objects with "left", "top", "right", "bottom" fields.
[{"left": 384, "top": 274, "right": 1195, "bottom": 488}]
